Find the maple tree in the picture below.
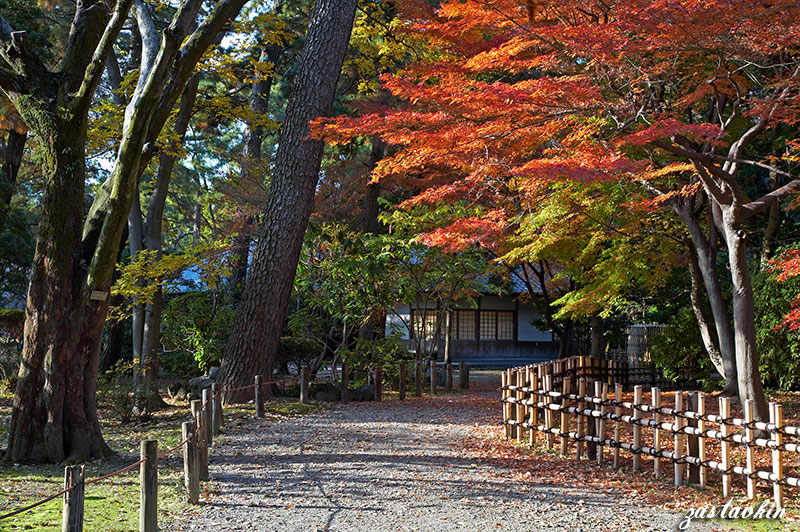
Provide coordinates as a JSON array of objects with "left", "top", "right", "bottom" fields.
[{"left": 318, "top": 0, "right": 800, "bottom": 419}]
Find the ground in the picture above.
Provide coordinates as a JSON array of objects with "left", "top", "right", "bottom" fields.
[{"left": 164, "top": 373, "right": 753, "bottom": 532}]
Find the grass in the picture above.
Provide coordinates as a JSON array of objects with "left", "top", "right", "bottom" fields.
[{"left": 0, "top": 386, "right": 323, "bottom": 531}]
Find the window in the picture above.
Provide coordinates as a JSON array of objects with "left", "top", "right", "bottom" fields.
[
  {"left": 453, "top": 310, "right": 475, "bottom": 340},
  {"left": 479, "top": 310, "right": 515, "bottom": 341},
  {"left": 480, "top": 311, "right": 497, "bottom": 340},
  {"left": 412, "top": 310, "right": 438, "bottom": 340}
]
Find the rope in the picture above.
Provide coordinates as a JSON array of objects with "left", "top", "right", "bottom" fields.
[
  {"left": 0, "top": 485, "right": 75, "bottom": 520},
  {"left": 158, "top": 435, "right": 192, "bottom": 458}
]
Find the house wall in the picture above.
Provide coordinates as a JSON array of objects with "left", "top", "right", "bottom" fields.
[{"left": 388, "top": 296, "right": 558, "bottom": 365}]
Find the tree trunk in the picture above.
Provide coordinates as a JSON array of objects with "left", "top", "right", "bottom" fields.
[
  {"left": 218, "top": 0, "right": 359, "bottom": 404},
  {"left": 6, "top": 115, "right": 112, "bottom": 462},
  {"left": 138, "top": 74, "right": 199, "bottom": 410},
  {"left": 685, "top": 241, "right": 727, "bottom": 380},
  {"left": 0, "top": 127, "right": 26, "bottom": 235},
  {"left": 128, "top": 192, "right": 145, "bottom": 387},
  {"left": 760, "top": 168, "right": 781, "bottom": 269},
  {"left": 677, "top": 201, "right": 738, "bottom": 393},
  {"left": 590, "top": 313, "right": 603, "bottom": 358},
  {"left": 556, "top": 319, "right": 573, "bottom": 358},
  {"left": 722, "top": 212, "right": 769, "bottom": 422}
]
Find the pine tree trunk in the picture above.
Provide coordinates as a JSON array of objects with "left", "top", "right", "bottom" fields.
[{"left": 218, "top": 0, "right": 359, "bottom": 404}]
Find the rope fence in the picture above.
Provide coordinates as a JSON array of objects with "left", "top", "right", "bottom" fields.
[
  {"left": 501, "top": 356, "right": 799, "bottom": 510},
  {"left": 0, "top": 362, "right": 470, "bottom": 530}
]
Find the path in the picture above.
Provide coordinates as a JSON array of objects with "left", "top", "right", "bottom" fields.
[{"left": 166, "top": 373, "right": 733, "bottom": 532}]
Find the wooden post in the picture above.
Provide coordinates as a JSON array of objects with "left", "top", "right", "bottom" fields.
[
  {"left": 446, "top": 363, "right": 453, "bottom": 391},
  {"left": 300, "top": 367, "right": 309, "bottom": 404},
  {"left": 140, "top": 440, "right": 158, "bottom": 532},
  {"left": 430, "top": 360, "right": 437, "bottom": 396},
  {"left": 576, "top": 378, "right": 586, "bottom": 460},
  {"left": 254, "top": 375, "right": 264, "bottom": 417},
  {"left": 686, "top": 392, "right": 700, "bottom": 484},
  {"left": 508, "top": 370, "right": 518, "bottom": 439},
  {"left": 375, "top": 366, "right": 383, "bottom": 402},
  {"left": 341, "top": 363, "right": 350, "bottom": 403},
  {"left": 770, "top": 402, "right": 784, "bottom": 509},
  {"left": 202, "top": 388, "right": 213, "bottom": 446},
  {"left": 191, "top": 400, "right": 208, "bottom": 482},
  {"left": 459, "top": 361, "right": 467, "bottom": 389},
  {"left": 744, "top": 399, "right": 756, "bottom": 499},
  {"left": 415, "top": 361, "right": 422, "bottom": 397},
  {"left": 720, "top": 397, "right": 732, "bottom": 497},
  {"left": 211, "top": 383, "right": 223, "bottom": 436},
  {"left": 502, "top": 370, "right": 509, "bottom": 439},
  {"left": 529, "top": 368, "right": 538, "bottom": 447},
  {"left": 516, "top": 370, "right": 525, "bottom": 444},
  {"left": 544, "top": 374, "right": 554, "bottom": 450},
  {"left": 674, "top": 391, "right": 685, "bottom": 486},
  {"left": 596, "top": 381, "right": 606, "bottom": 465},
  {"left": 632, "top": 385, "right": 643, "bottom": 472},
  {"left": 62, "top": 465, "right": 85, "bottom": 532},
  {"left": 399, "top": 363, "right": 406, "bottom": 400},
  {"left": 698, "top": 392, "right": 706, "bottom": 488},
  {"left": 182, "top": 421, "right": 199, "bottom": 504},
  {"left": 560, "top": 377, "right": 571, "bottom": 456},
  {"left": 613, "top": 383, "right": 621, "bottom": 469},
  {"left": 586, "top": 381, "right": 597, "bottom": 461},
  {"left": 652, "top": 387, "right": 661, "bottom": 479}
]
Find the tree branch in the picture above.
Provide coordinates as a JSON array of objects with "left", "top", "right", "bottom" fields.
[{"left": 741, "top": 179, "right": 800, "bottom": 219}]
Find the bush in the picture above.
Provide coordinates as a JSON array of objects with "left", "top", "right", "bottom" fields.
[
  {"left": 649, "top": 305, "right": 718, "bottom": 389},
  {"left": 161, "top": 292, "right": 235, "bottom": 378},
  {"left": 753, "top": 265, "right": 800, "bottom": 390}
]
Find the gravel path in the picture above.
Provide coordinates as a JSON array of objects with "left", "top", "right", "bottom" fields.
[{"left": 166, "top": 375, "right": 736, "bottom": 532}]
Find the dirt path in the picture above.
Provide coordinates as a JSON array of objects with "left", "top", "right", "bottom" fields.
[{"left": 165, "top": 374, "right": 734, "bottom": 532}]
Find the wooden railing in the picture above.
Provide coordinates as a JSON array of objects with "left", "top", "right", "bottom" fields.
[{"left": 501, "top": 358, "right": 799, "bottom": 509}]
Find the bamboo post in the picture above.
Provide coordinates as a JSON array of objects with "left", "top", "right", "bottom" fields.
[
  {"left": 770, "top": 402, "right": 784, "bottom": 509},
  {"left": 529, "top": 368, "right": 538, "bottom": 447},
  {"left": 686, "top": 392, "right": 700, "bottom": 484},
  {"left": 446, "top": 363, "right": 453, "bottom": 391},
  {"left": 559, "top": 377, "right": 571, "bottom": 456},
  {"left": 211, "top": 383, "right": 223, "bottom": 435},
  {"left": 632, "top": 385, "right": 643, "bottom": 472},
  {"left": 254, "top": 375, "right": 264, "bottom": 418},
  {"left": 62, "top": 465, "right": 85, "bottom": 532},
  {"left": 652, "top": 387, "right": 661, "bottom": 479},
  {"left": 744, "top": 399, "right": 756, "bottom": 499},
  {"left": 415, "top": 361, "right": 422, "bottom": 397},
  {"left": 375, "top": 366, "right": 383, "bottom": 402},
  {"left": 596, "top": 381, "right": 606, "bottom": 465},
  {"left": 300, "top": 367, "right": 309, "bottom": 404},
  {"left": 202, "top": 388, "right": 213, "bottom": 446},
  {"left": 191, "top": 400, "right": 209, "bottom": 481},
  {"left": 516, "top": 370, "right": 525, "bottom": 444},
  {"left": 182, "top": 421, "right": 199, "bottom": 504},
  {"left": 698, "top": 393, "right": 707, "bottom": 487},
  {"left": 459, "top": 361, "right": 467, "bottom": 389},
  {"left": 576, "top": 378, "right": 586, "bottom": 460},
  {"left": 674, "top": 391, "right": 685, "bottom": 486},
  {"left": 399, "top": 363, "right": 406, "bottom": 400},
  {"left": 586, "top": 381, "right": 597, "bottom": 461},
  {"left": 502, "top": 370, "right": 509, "bottom": 439},
  {"left": 508, "top": 370, "right": 517, "bottom": 439},
  {"left": 544, "top": 374, "right": 554, "bottom": 450},
  {"left": 341, "top": 363, "right": 349, "bottom": 403},
  {"left": 613, "top": 383, "right": 621, "bottom": 469},
  {"left": 430, "top": 359, "right": 437, "bottom": 396},
  {"left": 140, "top": 440, "right": 158, "bottom": 532},
  {"left": 720, "top": 397, "right": 732, "bottom": 497}
]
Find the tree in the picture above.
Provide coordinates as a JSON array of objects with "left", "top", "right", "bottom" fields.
[
  {"left": 217, "top": 0, "right": 359, "bottom": 404},
  {"left": 1, "top": 0, "right": 249, "bottom": 462},
  {"left": 318, "top": 0, "right": 800, "bottom": 419}
]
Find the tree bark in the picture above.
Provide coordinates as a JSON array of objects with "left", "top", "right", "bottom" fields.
[
  {"left": 675, "top": 198, "right": 738, "bottom": 393},
  {"left": 684, "top": 240, "right": 727, "bottom": 379},
  {"left": 0, "top": 126, "right": 26, "bottom": 235},
  {"left": 218, "top": 0, "right": 359, "bottom": 404},
  {"left": 722, "top": 212, "right": 769, "bottom": 421}
]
